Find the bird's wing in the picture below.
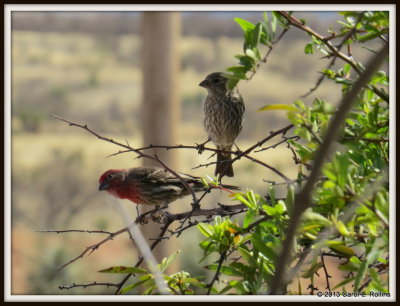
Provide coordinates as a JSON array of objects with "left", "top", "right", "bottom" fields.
[
  {"left": 130, "top": 166, "right": 198, "bottom": 184},
  {"left": 227, "top": 91, "right": 245, "bottom": 112}
]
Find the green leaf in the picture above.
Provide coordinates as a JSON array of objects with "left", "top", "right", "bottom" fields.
[
  {"left": 234, "top": 193, "right": 255, "bottom": 209},
  {"left": 143, "top": 284, "right": 157, "bottom": 295},
  {"left": 335, "top": 220, "right": 350, "bottom": 237},
  {"left": 158, "top": 250, "right": 180, "bottom": 273},
  {"left": 343, "top": 63, "right": 351, "bottom": 74},
  {"left": 304, "top": 43, "right": 314, "bottom": 54},
  {"left": 234, "top": 17, "right": 255, "bottom": 33},
  {"left": 226, "top": 77, "right": 240, "bottom": 91},
  {"left": 335, "top": 77, "right": 353, "bottom": 85},
  {"left": 226, "top": 66, "right": 248, "bottom": 76},
  {"left": 262, "top": 204, "right": 276, "bottom": 217},
  {"left": 197, "top": 222, "right": 213, "bottom": 238},
  {"left": 226, "top": 280, "right": 250, "bottom": 294},
  {"left": 250, "top": 233, "right": 276, "bottom": 261},
  {"left": 206, "top": 264, "right": 243, "bottom": 277},
  {"left": 274, "top": 201, "right": 286, "bottom": 214},
  {"left": 286, "top": 184, "right": 295, "bottom": 217},
  {"left": 270, "top": 13, "right": 277, "bottom": 34},
  {"left": 301, "top": 209, "right": 331, "bottom": 226},
  {"left": 120, "top": 275, "right": 152, "bottom": 294},
  {"left": 328, "top": 244, "right": 356, "bottom": 258},
  {"left": 272, "top": 11, "right": 288, "bottom": 28},
  {"left": 238, "top": 246, "right": 257, "bottom": 267},
  {"left": 245, "top": 48, "right": 258, "bottom": 60},
  {"left": 358, "top": 30, "right": 388, "bottom": 43},
  {"left": 252, "top": 23, "right": 262, "bottom": 48},
  {"left": 267, "top": 183, "right": 276, "bottom": 205},
  {"left": 243, "top": 208, "right": 256, "bottom": 228},
  {"left": 230, "top": 261, "right": 251, "bottom": 275},
  {"left": 339, "top": 256, "right": 361, "bottom": 271},
  {"left": 234, "top": 54, "right": 255, "bottom": 68},
  {"left": 353, "top": 260, "right": 368, "bottom": 292},
  {"left": 258, "top": 104, "right": 298, "bottom": 112},
  {"left": 263, "top": 11, "right": 269, "bottom": 27},
  {"left": 218, "top": 284, "right": 234, "bottom": 295},
  {"left": 332, "top": 276, "right": 356, "bottom": 290},
  {"left": 311, "top": 35, "right": 322, "bottom": 45},
  {"left": 98, "top": 266, "right": 148, "bottom": 274},
  {"left": 247, "top": 189, "right": 258, "bottom": 206}
]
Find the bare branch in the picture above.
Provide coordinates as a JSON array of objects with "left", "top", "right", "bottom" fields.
[
  {"left": 247, "top": 27, "right": 289, "bottom": 81},
  {"left": 57, "top": 226, "right": 130, "bottom": 271},
  {"left": 219, "top": 124, "right": 294, "bottom": 182},
  {"left": 59, "top": 282, "right": 119, "bottom": 290},
  {"left": 36, "top": 229, "right": 114, "bottom": 235},
  {"left": 51, "top": 114, "right": 199, "bottom": 206},
  {"left": 320, "top": 252, "right": 332, "bottom": 291},
  {"left": 207, "top": 250, "right": 228, "bottom": 295},
  {"left": 276, "top": 11, "right": 388, "bottom": 102}
]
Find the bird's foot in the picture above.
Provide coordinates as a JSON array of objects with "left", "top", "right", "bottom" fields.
[
  {"left": 233, "top": 143, "right": 242, "bottom": 156},
  {"left": 150, "top": 203, "right": 169, "bottom": 223},
  {"left": 196, "top": 138, "right": 211, "bottom": 154},
  {"left": 136, "top": 205, "right": 162, "bottom": 224},
  {"left": 152, "top": 205, "right": 167, "bottom": 223},
  {"left": 137, "top": 213, "right": 149, "bottom": 225}
]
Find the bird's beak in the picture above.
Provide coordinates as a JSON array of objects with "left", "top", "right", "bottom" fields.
[
  {"left": 199, "top": 79, "right": 209, "bottom": 88},
  {"left": 99, "top": 181, "right": 109, "bottom": 191}
]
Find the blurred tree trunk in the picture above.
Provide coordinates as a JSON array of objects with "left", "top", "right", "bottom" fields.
[
  {"left": 142, "top": 12, "right": 180, "bottom": 168},
  {"left": 140, "top": 12, "right": 181, "bottom": 273}
]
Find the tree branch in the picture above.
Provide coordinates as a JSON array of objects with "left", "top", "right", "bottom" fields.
[
  {"left": 269, "top": 42, "right": 388, "bottom": 294},
  {"left": 277, "top": 11, "right": 388, "bottom": 102},
  {"left": 51, "top": 114, "right": 198, "bottom": 205}
]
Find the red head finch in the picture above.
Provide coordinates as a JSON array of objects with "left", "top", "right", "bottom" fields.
[
  {"left": 199, "top": 72, "right": 245, "bottom": 178},
  {"left": 99, "top": 166, "right": 239, "bottom": 206}
]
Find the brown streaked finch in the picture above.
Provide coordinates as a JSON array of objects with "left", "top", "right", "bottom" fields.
[{"left": 200, "top": 72, "right": 245, "bottom": 178}]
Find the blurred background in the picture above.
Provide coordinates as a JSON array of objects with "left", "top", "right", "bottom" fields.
[{"left": 10, "top": 10, "right": 373, "bottom": 295}]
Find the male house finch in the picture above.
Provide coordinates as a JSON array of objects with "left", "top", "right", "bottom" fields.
[
  {"left": 200, "top": 72, "right": 245, "bottom": 177},
  {"left": 99, "top": 166, "right": 239, "bottom": 206}
]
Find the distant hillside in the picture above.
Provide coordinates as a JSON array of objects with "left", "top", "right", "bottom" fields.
[{"left": 12, "top": 11, "right": 338, "bottom": 39}]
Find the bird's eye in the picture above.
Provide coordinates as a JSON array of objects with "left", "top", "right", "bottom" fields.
[
  {"left": 213, "top": 79, "right": 219, "bottom": 83},
  {"left": 108, "top": 174, "right": 113, "bottom": 179}
]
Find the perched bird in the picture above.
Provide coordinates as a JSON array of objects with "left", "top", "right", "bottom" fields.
[
  {"left": 99, "top": 166, "right": 239, "bottom": 206},
  {"left": 199, "top": 72, "right": 245, "bottom": 177}
]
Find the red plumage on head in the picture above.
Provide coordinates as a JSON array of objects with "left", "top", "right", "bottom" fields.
[
  {"left": 98, "top": 169, "right": 142, "bottom": 204},
  {"left": 99, "top": 169, "right": 121, "bottom": 183}
]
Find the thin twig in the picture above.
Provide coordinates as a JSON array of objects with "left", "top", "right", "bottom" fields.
[
  {"left": 57, "top": 226, "right": 129, "bottom": 271},
  {"left": 254, "top": 136, "right": 300, "bottom": 153},
  {"left": 51, "top": 114, "right": 198, "bottom": 205},
  {"left": 247, "top": 27, "right": 289, "bottom": 81},
  {"left": 277, "top": 11, "right": 388, "bottom": 102},
  {"left": 36, "top": 229, "right": 114, "bottom": 235},
  {"left": 218, "top": 124, "right": 294, "bottom": 182},
  {"left": 59, "top": 282, "right": 119, "bottom": 290},
  {"left": 320, "top": 252, "right": 332, "bottom": 291},
  {"left": 207, "top": 250, "right": 228, "bottom": 295},
  {"left": 244, "top": 155, "right": 290, "bottom": 181}
]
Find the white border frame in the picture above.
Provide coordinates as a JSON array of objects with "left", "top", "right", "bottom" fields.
[{"left": 4, "top": 4, "right": 396, "bottom": 302}]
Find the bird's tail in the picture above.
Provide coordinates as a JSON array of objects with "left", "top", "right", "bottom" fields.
[{"left": 215, "top": 152, "right": 234, "bottom": 178}]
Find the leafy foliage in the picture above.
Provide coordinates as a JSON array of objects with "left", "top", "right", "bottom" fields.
[
  {"left": 224, "top": 12, "right": 289, "bottom": 90},
  {"left": 170, "top": 10, "right": 389, "bottom": 295},
  {"left": 101, "top": 251, "right": 206, "bottom": 295}
]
